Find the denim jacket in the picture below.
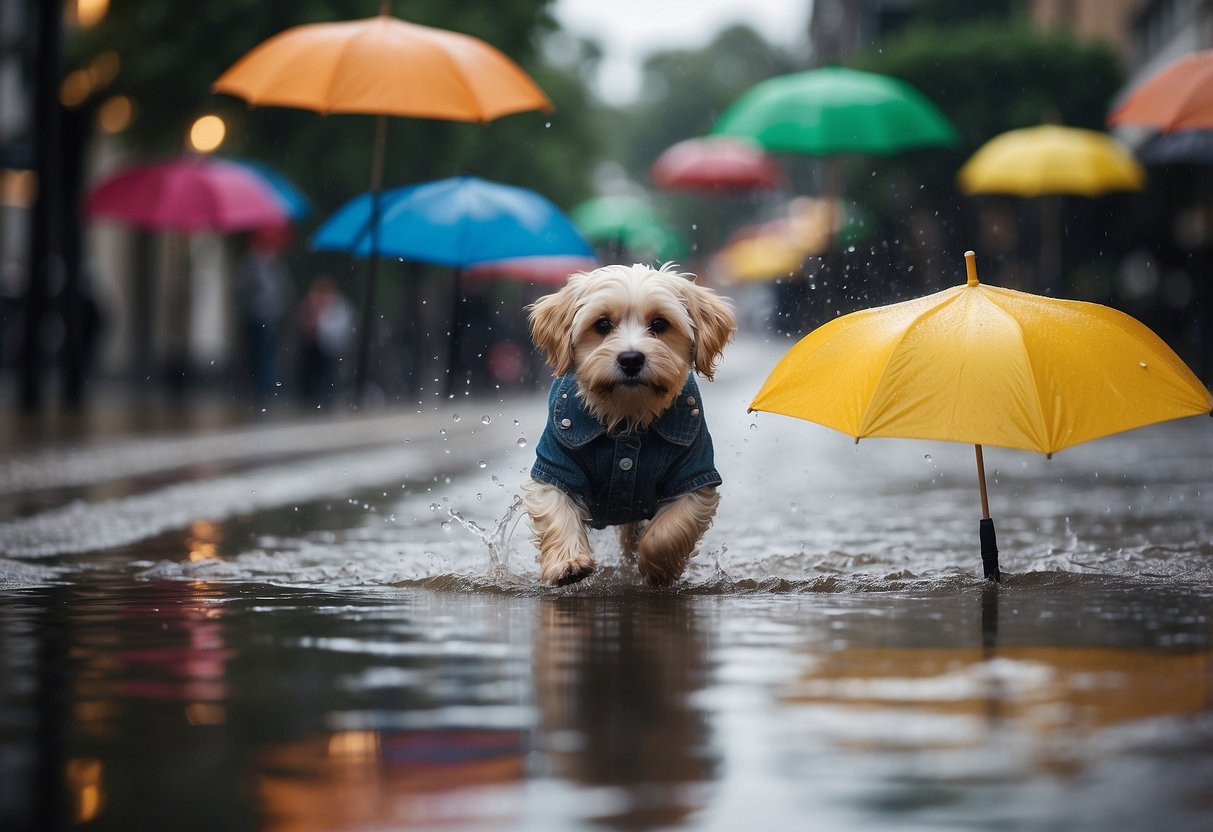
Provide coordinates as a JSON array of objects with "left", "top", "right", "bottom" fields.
[{"left": 530, "top": 372, "right": 722, "bottom": 528}]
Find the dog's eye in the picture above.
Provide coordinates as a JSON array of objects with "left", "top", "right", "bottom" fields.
[
  {"left": 649, "top": 316, "right": 669, "bottom": 334},
  {"left": 593, "top": 317, "right": 614, "bottom": 335}
]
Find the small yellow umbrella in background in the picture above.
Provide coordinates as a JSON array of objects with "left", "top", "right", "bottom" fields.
[
  {"left": 957, "top": 125, "right": 1144, "bottom": 290},
  {"left": 710, "top": 197, "right": 866, "bottom": 283},
  {"left": 750, "top": 251, "right": 1212, "bottom": 582}
]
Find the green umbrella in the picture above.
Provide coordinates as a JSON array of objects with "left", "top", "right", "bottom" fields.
[
  {"left": 712, "top": 67, "right": 959, "bottom": 157},
  {"left": 571, "top": 196, "right": 688, "bottom": 262}
]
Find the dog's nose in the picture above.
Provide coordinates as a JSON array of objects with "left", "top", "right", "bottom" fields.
[{"left": 617, "top": 350, "right": 646, "bottom": 376}]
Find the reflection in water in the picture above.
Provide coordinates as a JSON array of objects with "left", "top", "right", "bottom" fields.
[
  {"left": 534, "top": 595, "right": 717, "bottom": 829},
  {"left": 255, "top": 728, "right": 524, "bottom": 831}
]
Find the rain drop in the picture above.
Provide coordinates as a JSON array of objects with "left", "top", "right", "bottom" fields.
[
  {"left": 516, "top": 437, "right": 528, "bottom": 448},
  {"left": 452, "top": 413, "right": 462, "bottom": 422},
  {"left": 478, "top": 460, "right": 488, "bottom": 469},
  {"left": 1138, "top": 361, "right": 1148, "bottom": 369},
  {"left": 481, "top": 415, "right": 491, "bottom": 424},
  {"left": 924, "top": 454, "right": 932, "bottom": 461}
]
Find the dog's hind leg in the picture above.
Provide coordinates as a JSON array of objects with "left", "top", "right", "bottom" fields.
[
  {"left": 637, "top": 486, "right": 719, "bottom": 587},
  {"left": 523, "top": 480, "right": 596, "bottom": 586}
]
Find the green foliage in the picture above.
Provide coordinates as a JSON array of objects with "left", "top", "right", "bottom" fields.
[
  {"left": 68, "top": 0, "right": 602, "bottom": 217},
  {"left": 856, "top": 20, "right": 1125, "bottom": 151}
]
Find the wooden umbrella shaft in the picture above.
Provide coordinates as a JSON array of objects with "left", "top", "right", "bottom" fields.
[{"left": 974, "top": 443, "right": 991, "bottom": 520}]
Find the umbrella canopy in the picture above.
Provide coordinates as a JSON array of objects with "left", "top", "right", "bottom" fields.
[
  {"left": 1108, "top": 50, "right": 1213, "bottom": 131},
  {"left": 223, "top": 157, "right": 313, "bottom": 220},
  {"left": 85, "top": 156, "right": 289, "bottom": 233},
  {"left": 957, "top": 125, "right": 1145, "bottom": 197},
  {"left": 649, "top": 136, "right": 784, "bottom": 192},
  {"left": 212, "top": 12, "right": 552, "bottom": 121},
  {"left": 312, "top": 175, "right": 592, "bottom": 266},
  {"left": 750, "top": 251, "right": 1212, "bottom": 580},
  {"left": 570, "top": 196, "right": 688, "bottom": 262},
  {"left": 712, "top": 67, "right": 959, "bottom": 156}
]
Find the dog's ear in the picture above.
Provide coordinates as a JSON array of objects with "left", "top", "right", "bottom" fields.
[
  {"left": 528, "top": 277, "right": 582, "bottom": 376},
  {"left": 680, "top": 279, "right": 737, "bottom": 380}
]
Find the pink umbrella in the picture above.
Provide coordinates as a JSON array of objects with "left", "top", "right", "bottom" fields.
[
  {"left": 465, "top": 255, "right": 597, "bottom": 286},
  {"left": 650, "top": 135, "right": 784, "bottom": 193},
  {"left": 86, "top": 156, "right": 289, "bottom": 232}
]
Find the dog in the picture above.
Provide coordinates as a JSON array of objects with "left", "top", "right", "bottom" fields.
[{"left": 522, "top": 263, "right": 736, "bottom": 587}]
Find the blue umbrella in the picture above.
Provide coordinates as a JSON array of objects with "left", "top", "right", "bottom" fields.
[
  {"left": 312, "top": 175, "right": 592, "bottom": 265},
  {"left": 313, "top": 175, "right": 591, "bottom": 396},
  {"left": 222, "top": 157, "right": 313, "bottom": 221}
]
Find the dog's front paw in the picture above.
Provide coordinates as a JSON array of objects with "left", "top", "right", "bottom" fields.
[{"left": 541, "top": 552, "right": 595, "bottom": 587}]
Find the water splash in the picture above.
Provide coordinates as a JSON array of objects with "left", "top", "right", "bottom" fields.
[{"left": 444, "top": 495, "right": 527, "bottom": 581}]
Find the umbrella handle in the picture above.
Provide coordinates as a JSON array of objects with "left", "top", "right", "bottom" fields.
[{"left": 975, "top": 444, "right": 1002, "bottom": 582}]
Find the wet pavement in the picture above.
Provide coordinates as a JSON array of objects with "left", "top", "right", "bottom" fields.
[{"left": 2, "top": 336, "right": 1212, "bottom": 831}]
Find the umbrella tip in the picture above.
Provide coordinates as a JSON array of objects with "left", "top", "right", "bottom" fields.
[{"left": 964, "top": 250, "right": 979, "bottom": 286}]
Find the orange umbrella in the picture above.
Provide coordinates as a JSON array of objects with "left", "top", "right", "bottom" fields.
[
  {"left": 212, "top": 11, "right": 552, "bottom": 122},
  {"left": 212, "top": 3, "right": 553, "bottom": 399},
  {"left": 1108, "top": 50, "right": 1213, "bottom": 131}
]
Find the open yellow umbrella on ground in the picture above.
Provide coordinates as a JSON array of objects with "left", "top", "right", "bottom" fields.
[
  {"left": 956, "top": 125, "right": 1144, "bottom": 290},
  {"left": 212, "top": 2, "right": 553, "bottom": 400},
  {"left": 750, "top": 251, "right": 1212, "bottom": 582}
]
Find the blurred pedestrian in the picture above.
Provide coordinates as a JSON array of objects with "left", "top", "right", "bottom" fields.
[
  {"left": 296, "top": 275, "right": 353, "bottom": 409},
  {"left": 236, "top": 227, "right": 292, "bottom": 402}
]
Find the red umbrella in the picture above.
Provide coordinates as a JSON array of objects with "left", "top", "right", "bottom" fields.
[
  {"left": 650, "top": 135, "right": 784, "bottom": 193},
  {"left": 1108, "top": 50, "right": 1213, "bottom": 131},
  {"left": 86, "top": 156, "right": 289, "bottom": 232}
]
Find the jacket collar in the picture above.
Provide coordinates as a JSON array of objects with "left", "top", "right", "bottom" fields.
[{"left": 550, "top": 372, "right": 704, "bottom": 448}]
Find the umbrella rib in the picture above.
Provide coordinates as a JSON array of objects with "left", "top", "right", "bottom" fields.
[{"left": 981, "top": 290, "right": 1052, "bottom": 452}]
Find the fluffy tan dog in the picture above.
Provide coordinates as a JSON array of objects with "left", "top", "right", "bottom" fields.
[{"left": 523, "top": 263, "right": 736, "bottom": 587}]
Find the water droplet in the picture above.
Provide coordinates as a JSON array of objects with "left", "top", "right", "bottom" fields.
[
  {"left": 429, "top": 503, "right": 440, "bottom": 512},
  {"left": 481, "top": 415, "right": 491, "bottom": 424},
  {"left": 924, "top": 454, "right": 932, "bottom": 461},
  {"left": 452, "top": 413, "right": 461, "bottom": 422},
  {"left": 516, "top": 437, "right": 528, "bottom": 448},
  {"left": 478, "top": 460, "right": 488, "bottom": 469},
  {"left": 1138, "top": 360, "right": 1147, "bottom": 368}
]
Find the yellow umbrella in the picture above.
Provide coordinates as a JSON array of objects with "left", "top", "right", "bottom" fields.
[
  {"left": 212, "top": 3, "right": 553, "bottom": 400},
  {"left": 957, "top": 125, "right": 1144, "bottom": 290},
  {"left": 750, "top": 251, "right": 1212, "bottom": 581},
  {"left": 711, "top": 197, "right": 858, "bottom": 283},
  {"left": 957, "top": 125, "right": 1144, "bottom": 197}
]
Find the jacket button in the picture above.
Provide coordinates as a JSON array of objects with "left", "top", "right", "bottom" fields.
[
  {"left": 687, "top": 396, "right": 696, "bottom": 405},
  {"left": 618, "top": 458, "right": 633, "bottom": 471},
  {"left": 560, "top": 418, "right": 572, "bottom": 428},
  {"left": 691, "top": 408, "right": 700, "bottom": 417}
]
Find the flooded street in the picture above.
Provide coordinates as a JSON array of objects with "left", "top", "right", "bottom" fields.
[{"left": 2, "top": 337, "right": 1212, "bottom": 831}]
